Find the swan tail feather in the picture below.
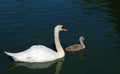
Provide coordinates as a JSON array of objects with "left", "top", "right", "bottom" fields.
[
  {"left": 4, "top": 51, "right": 15, "bottom": 57},
  {"left": 4, "top": 51, "right": 19, "bottom": 61}
]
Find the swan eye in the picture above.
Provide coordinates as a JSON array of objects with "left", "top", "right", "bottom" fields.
[{"left": 62, "top": 26, "right": 68, "bottom": 31}]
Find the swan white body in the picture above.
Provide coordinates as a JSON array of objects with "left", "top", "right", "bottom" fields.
[
  {"left": 4, "top": 25, "right": 68, "bottom": 63},
  {"left": 65, "top": 36, "right": 85, "bottom": 52}
]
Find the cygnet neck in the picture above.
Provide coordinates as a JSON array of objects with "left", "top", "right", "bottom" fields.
[{"left": 79, "top": 37, "right": 85, "bottom": 48}]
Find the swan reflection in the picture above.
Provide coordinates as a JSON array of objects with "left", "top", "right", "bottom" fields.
[
  {"left": 9, "top": 58, "right": 64, "bottom": 71},
  {"left": 67, "top": 49, "right": 86, "bottom": 61},
  {"left": 79, "top": 49, "right": 86, "bottom": 60}
]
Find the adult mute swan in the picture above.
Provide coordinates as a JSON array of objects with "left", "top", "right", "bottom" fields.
[
  {"left": 4, "top": 25, "right": 68, "bottom": 63},
  {"left": 65, "top": 36, "right": 85, "bottom": 52}
]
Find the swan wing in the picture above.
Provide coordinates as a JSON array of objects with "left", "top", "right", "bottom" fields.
[{"left": 5, "top": 45, "right": 58, "bottom": 62}]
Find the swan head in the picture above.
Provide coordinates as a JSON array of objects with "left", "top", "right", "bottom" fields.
[
  {"left": 55, "top": 25, "right": 68, "bottom": 32},
  {"left": 79, "top": 36, "right": 85, "bottom": 41}
]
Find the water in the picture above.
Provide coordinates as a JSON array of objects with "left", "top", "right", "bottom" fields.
[{"left": 0, "top": 0, "right": 120, "bottom": 74}]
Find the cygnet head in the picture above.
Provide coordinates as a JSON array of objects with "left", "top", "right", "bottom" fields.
[
  {"left": 55, "top": 25, "right": 68, "bottom": 32},
  {"left": 79, "top": 36, "right": 85, "bottom": 41}
]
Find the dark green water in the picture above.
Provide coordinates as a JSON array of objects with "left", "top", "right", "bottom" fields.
[{"left": 0, "top": 0, "right": 120, "bottom": 74}]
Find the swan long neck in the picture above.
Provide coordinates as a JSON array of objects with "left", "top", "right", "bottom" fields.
[
  {"left": 79, "top": 38, "right": 85, "bottom": 48},
  {"left": 54, "top": 28, "right": 65, "bottom": 58}
]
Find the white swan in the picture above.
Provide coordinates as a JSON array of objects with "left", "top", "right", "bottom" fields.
[
  {"left": 65, "top": 36, "right": 85, "bottom": 52},
  {"left": 4, "top": 25, "right": 68, "bottom": 63}
]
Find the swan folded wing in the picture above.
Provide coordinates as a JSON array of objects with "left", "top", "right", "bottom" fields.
[{"left": 14, "top": 45, "right": 58, "bottom": 62}]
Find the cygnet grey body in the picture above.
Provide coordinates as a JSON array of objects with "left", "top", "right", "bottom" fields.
[{"left": 65, "top": 36, "right": 85, "bottom": 52}]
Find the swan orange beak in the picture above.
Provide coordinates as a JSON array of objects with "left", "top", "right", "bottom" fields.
[{"left": 62, "top": 27, "right": 68, "bottom": 32}]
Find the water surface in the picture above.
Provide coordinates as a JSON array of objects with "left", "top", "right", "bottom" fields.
[{"left": 0, "top": 0, "right": 120, "bottom": 74}]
